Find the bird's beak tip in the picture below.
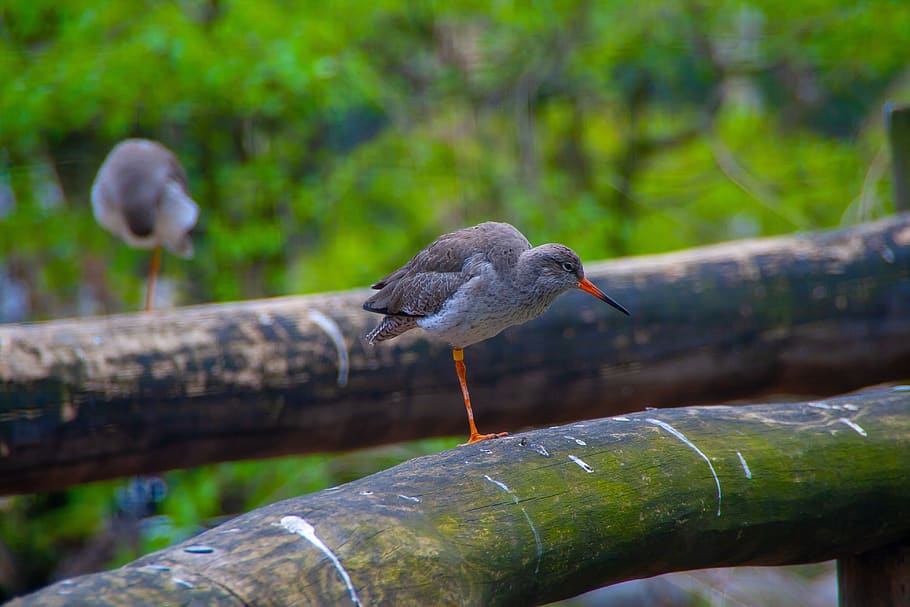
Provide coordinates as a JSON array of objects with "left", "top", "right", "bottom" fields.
[{"left": 577, "top": 278, "right": 631, "bottom": 316}]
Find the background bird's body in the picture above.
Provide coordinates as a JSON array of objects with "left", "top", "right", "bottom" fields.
[
  {"left": 91, "top": 139, "right": 199, "bottom": 310},
  {"left": 364, "top": 221, "right": 629, "bottom": 443},
  {"left": 92, "top": 139, "right": 198, "bottom": 258}
]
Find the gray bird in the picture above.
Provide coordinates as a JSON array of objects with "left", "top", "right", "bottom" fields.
[
  {"left": 364, "top": 221, "right": 630, "bottom": 444},
  {"left": 91, "top": 139, "right": 199, "bottom": 311}
]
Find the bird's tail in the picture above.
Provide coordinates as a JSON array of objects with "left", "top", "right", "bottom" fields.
[{"left": 366, "top": 316, "right": 418, "bottom": 344}]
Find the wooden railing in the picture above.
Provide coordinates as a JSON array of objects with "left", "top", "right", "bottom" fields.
[
  {"left": 7, "top": 388, "right": 909, "bottom": 606},
  {"left": 1, "top": 213, "right": 909, "bottom": 496}
]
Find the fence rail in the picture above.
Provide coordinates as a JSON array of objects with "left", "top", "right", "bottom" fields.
[{"left": 8, "top": 387, "right": 910, "bottom": 606}]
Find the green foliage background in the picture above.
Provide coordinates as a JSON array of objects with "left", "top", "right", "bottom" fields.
[{"left": 0, "top": 0, "right": 907, "bottom": 600}]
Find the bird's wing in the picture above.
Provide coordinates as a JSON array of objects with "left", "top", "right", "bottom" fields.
[
  {"left": 364, "top": 270, "right": 467, "bottom": 317},
  {"left": 365, "top": 222, "right": 532, "bottom": 317},
  {"left": 370, "top": 222, "right": 531, "bottom": 289},
  {"left": 166, "top": 152, "right": 190, "bottom": 192},
  {"left": 156, "top": 182, "right": 199, "bottom": 258},
  {"left": 369, "top": 232, "right": 471, "bottom": 290}
]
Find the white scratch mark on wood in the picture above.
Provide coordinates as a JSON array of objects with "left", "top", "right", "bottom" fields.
[
  {"left": 613, "top": 416, "right": 631, "bottom": 422},
  {"left": 172, "top": 577, "right": 194, "bottom": 589},
  {"left": 528, "top": 443, "right": 550, "bottom": 457},
  {"left": 483, "top": 474, "right": 511, "bottom": 493},
  {"left": 398, "top": 494, "right": 421, "bottom": 503},
  {"left": 308, "top": 309, "right": 350, "bottom": 387},
  {"left": 484, "top": 475, "right": 542, "bottom": 574},
  {"left": 563, "top": 435, "right": 587, "bottom": 446},
  {"left": 56, "top": 579, "right": 76, "bottom": 595},
  {"left": 358, "top": 491, "right": 373, "bottom": 496},
  {"left": 736, "top": 451, "right": 752, "bottom": 479},
  {"left": 808, "top": 401, "right": 858, "bottom": 412},
  {"left": 280, "top": 515, "right": 362, "bottom": 606},
  {"left": 479, "top": 448, "right": 493, "bottom": 454},
  {"left": 837, "top": 418, "right": 868, "bottom": 437},
  {"left": 568, "top": 454, "right": 594, "bottom": 473},
  {"left": 521, "top": 507, "right": 543, "bottom": 574},
  {"left": 646, "top": 418, "right": 722, "bottom": 516},
  {"left": 892, "top": 385, "right": 910, "bottom": 392}
]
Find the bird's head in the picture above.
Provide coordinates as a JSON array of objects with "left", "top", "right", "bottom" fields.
[{"left": 530, "top": 244, "right": 630, "bottom": 316}]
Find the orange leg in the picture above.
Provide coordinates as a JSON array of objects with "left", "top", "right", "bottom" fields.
[
  {"left": 453, "top": 348, "right": 508, "bottom": 445},
  {"left": 144, "top": 245, "right": 162, "bottom": 312}
]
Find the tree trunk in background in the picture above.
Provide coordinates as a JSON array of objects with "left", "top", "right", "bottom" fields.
[
  {"left": 0, "top": 214, "right": 909, "bottom": 495},
  {"left": 7, "top": 388, "right": 910, "bottom": 606}
]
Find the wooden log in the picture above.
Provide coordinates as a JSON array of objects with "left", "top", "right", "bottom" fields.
[
  {"left": 838, "top": 540, "right": 910, "bottom": 607},
  {"left": 7, "top": 387, "right": 910, "bottom": 606},
  {"left": 1, "top": 214, "right": 910, "bottom": 495}
]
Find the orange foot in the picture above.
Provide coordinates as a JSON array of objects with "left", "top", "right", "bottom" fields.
[{"left": 461, "top": 431, "right": 509, "bottom": 445}]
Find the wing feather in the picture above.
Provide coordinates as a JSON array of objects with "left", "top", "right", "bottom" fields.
[{"left": 365, "top": 222, "right": 531, "bottom": 318}]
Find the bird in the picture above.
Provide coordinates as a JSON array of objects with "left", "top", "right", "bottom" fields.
[
  {"left": 364, "top": 221, "right": 630, "bottom": 444},
  {"left": 91, "top": 139, "right": 199, "bottom": 311}
]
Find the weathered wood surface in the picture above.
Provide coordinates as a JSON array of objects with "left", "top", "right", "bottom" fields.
[
  {"left": 8, "top": 388, "right": 910, "bottom": 607},
  {"left": 838, "top": 540, "right": 910, "bottom": 607},
  {"left": 1, "top": 214, "right": 910, "bottom": 495}
]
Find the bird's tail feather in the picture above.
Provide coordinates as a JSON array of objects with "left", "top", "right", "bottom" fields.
[{"left": 366, "top": 316, "right": 418, "bottom": 344}]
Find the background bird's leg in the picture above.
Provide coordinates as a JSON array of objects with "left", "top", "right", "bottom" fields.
[
  {"left": 144, "top": 245, "right": 162, "bottom": 312},
  {"left": 453, "top": 348, "right": 507, "bottom": 444}
]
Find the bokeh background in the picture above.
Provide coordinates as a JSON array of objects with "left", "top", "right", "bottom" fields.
[{"left": 1, "top": 0, "right": 907, "bottom": 603}]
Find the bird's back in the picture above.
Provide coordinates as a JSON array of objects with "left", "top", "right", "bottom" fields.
[{"left": 364, "top": 222, "right": 532, "bottom": 343}]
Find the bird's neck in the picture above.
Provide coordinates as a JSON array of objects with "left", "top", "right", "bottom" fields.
[{"left": 512, "top": 251, "right": 562, "bottom": 308}]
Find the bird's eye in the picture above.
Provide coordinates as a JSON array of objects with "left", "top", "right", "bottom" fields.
[{"left": 561, "top": 262, "right": 575, "bottom": 272}]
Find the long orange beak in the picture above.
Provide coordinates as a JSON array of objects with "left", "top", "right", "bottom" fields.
[{"left": 578, "top": 278, "right": 630, "bottom": 316}]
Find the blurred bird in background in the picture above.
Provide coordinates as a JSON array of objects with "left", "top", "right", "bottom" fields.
[{"left": 91, "top": 139, "right": 199, "bottom": 311}]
